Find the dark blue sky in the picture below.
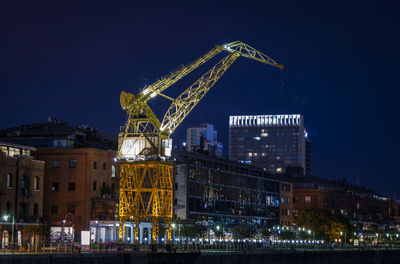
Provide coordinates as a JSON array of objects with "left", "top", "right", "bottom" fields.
[{"left": 1, "top": 1, "right": 399, "bottom": 196}]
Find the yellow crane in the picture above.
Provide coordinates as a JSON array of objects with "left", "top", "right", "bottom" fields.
[{"left": 118, "top": 41, "right": 283, "bottom": 244}]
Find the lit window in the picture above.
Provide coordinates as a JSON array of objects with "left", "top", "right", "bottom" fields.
[
  {"left": 111, "top": 165, "right": 116, "bottom": 178},
  {"left": 262, "top": 153, "right": 265, "bottom": 157},
  {"left": 254, "top": 153, "right": 258, "bottom": 157},
  {"left": 51, "top": 182, "right": 59, "bottom": 191},
  {"left": 7, "top": 173, "right": 12, "bottom": 188},
  {"left": 248, "top": 153, "right": 252, "bottom": 157},
  {"left": 305, "top": 196, "right": 311, "bottom": 203},
  {"left": 276, "top": 156, "right": 281, "bottom": 160},
  {"left": 34, "top": 176, "right": 39, "bottom": 190},
  {"left": 261, "top": 133, "right": 268, "bottom": 137},
  {"left": 276, "top": 168, "right": 282, "bottom": 173}
]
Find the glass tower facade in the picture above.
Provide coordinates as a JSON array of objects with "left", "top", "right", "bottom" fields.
[
  {"left": 173, "top": 149, "right": 281, "bottom": 228},
  {"left": 229, "top": 114, "right": 310, "bottom": 175}
]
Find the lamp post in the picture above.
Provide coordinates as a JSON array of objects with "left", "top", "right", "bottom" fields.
[
  {"left": 171, "top": 223, "right": 176, "bottom": 244},
  {"left": 340, "top": 231, "right": 346, "bottom": 247},
  {"left": 216, "top": 225, "right": 220, "bottom": 242},
  {"left": 95, "top": 220, "right": 99, "bottom": 244},
  {"left": 3, "top": 214, "right": 15, "bottom": 253},
  {"left": 61, "top": 220, "right": 66, "bottom": 244}
]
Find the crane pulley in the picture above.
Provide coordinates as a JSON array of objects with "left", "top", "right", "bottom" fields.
[{"left": 118, "top": 41, "right": 283, "bottom": 160}]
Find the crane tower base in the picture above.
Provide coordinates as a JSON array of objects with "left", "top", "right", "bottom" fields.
[{"left": 118, "top": 161, "right": 174, "bottom": 244}]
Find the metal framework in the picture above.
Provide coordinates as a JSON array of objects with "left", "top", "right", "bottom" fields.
[
  {"left": 118, "top": 41, "right": 283, "bottom": 243},
  {"left": 119, "top": 161, "right": 174, "bottom": 243}
]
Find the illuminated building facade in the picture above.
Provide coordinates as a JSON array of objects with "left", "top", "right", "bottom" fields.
[
  {"left": 229, "top": 114, "right": 310, "bottom": 175},
  {"left": 173, "top": 149, "right": 284, "bottom": 228}
]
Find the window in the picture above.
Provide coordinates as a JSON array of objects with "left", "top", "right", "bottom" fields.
[
  {"left": 68, "top": 182, "right": 76, "bottom": 191},
  {"left": 51, "top": 205, "right": 58, "bottom": 214},
  {"left": 305, "top": 196, "right": 311, "bottom": 203},
  {"left": 103, "top": 163, "right": 106, "bottom": 171},
  {"left": 52, "top": 160, "right": 60, "bottom": 168},
  {"left": 33, "top": 203, "right": 38, "bottom": 216},
  {"left": 6, "top": 201, "right": 12, "bottom": 211},
  {"left": 34, "top": 176, "right": 40, "bottom": 190},
  {"left": 175, "top": 183, "right": 178, "bottom": 190},
  {"left": 93, "top": 181, "right": 97, "bottom": 191},
  {"left": 68, "top": 159, "right": 76, "bottom": 168},
  {"left": 93, "top": 161, "right": 97, "bottom": 170},
  {"left": 7, "top": 173, "right": 12, "bottom": 188},
  {"left": 67, "top": 204, "right": 75, "bottom": 214},
  {"left": 111, "top": 165, "right": 115, "bottom": 178},
  {"left": 51, "top": 182, "right": 59, "bottom": 191}
]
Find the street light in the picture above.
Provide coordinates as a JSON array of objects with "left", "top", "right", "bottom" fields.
[
  {"left": 61, "top": 220, "right": 66, "bottom": 244},
  {"left": 340, "top": 231, "right": 346, "bottom": 245},
  {"left": 171, "top": 223, "right": 176, "bottom": 243},
  {"left": 95, "top": 220, "right": 99, "bottom": 244},
  {"left": 2, "top": 214, "right": 15, "bottom": 253}
]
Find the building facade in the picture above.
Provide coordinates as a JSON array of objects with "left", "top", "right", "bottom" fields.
[
  {"left": 186, "top": 123, "right": 223, "bottom": 157},
  {"left": 0, "top": 117, "right": 117, "bottom": 150},
  {"left": 173, "top": 148, "right": 283, "bottom": 229},
  {"left": 34, "top": 148, "right": 119, "bottom": 242},
  {"left": 229, "top": 114, "right": 310, "bottom": 175},
  {"left": 0, "top": 142, "right": 45, "bottom": 245},
  {"left": 290, "top": 178, "right": 399, "bottom": 231}
]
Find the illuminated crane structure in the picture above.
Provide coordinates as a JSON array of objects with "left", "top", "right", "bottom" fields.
[{"left": 118, "top": 41, "right": 283, "bottom": 243}]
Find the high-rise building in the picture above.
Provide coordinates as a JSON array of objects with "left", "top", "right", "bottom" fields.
[
  {"left": 229, "top": 114, "right": 310, "bottom": 175},
  {"left": 186, "top": 123, "right": 223, "bottom": 157}
]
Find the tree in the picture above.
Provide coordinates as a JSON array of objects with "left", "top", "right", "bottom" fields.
[
  {"left": 231, "top": 225, "right": 256, "bottom": 239},
  {"left": 294, "top": 209, "right": 352, "bottom": 241},
  {"left": 179, "top": 221, "right": 207, "bottom": 239}
]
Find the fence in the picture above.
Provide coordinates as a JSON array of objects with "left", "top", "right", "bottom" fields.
[{"left": 2, "top": 241, "right": 400, "bottom": 254}]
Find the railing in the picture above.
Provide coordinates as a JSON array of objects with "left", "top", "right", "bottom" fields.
[{"left": 2, "top": 241, "right": 400, "bottom": 254}]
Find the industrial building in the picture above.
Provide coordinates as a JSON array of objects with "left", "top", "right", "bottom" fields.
[{"left": 229, "top": 114, "right": 311, "bottom": 175}]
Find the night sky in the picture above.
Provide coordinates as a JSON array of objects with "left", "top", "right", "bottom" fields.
[{"left": 1, "top": 1, "right": 399, "bottom": 196}]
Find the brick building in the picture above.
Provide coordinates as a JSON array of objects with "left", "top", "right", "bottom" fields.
[
  {"left": 279, "top": 182, "right": 293, "bottom": 226},
  {"left": 0, "top": 142, "right": 44, "bottom": 245},
  {"left": 34, "top": 148, "right": 119, "bottom": 241},
  {"left": 288, "top": 177, "right": 399, "bottom": 231}
]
